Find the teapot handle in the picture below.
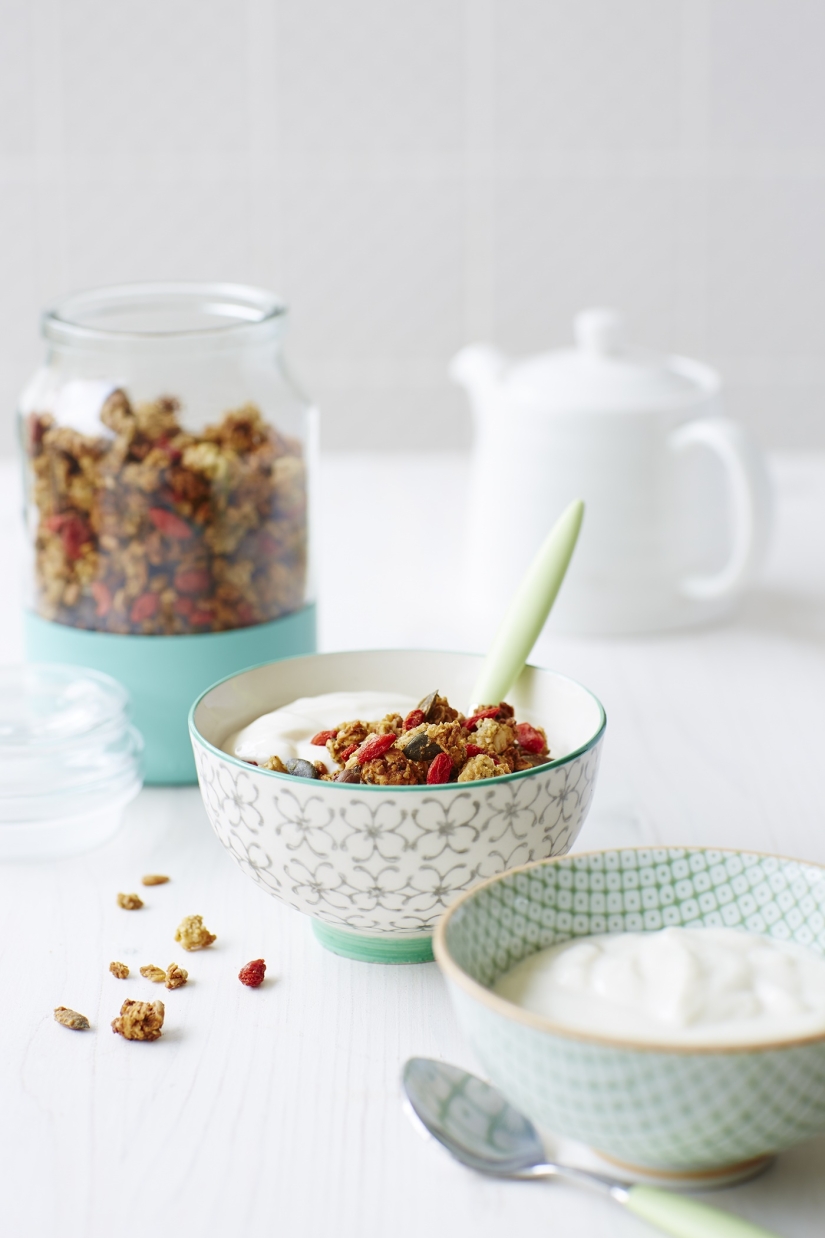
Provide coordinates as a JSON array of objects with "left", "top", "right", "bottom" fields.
[{"left": 670, "top": 418, "right": 772, "bottom": 600}]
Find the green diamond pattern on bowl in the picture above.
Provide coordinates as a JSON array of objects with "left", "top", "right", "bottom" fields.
[{"left": 437, "top": 848, "right": 825, "bottom": 1174}]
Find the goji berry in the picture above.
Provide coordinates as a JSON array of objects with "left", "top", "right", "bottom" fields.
[
  {"left": 238, "top": 959, "right": 266, "bottom": 988},
  {"left": 464, "top": 706, "right": 501, "bottom": 731},
  {"left": 465, "top": 744, "right": 483, "bottom": 758},
  {"left": 516, "top": 722, "right": 545, "bottom": 754},
  {"left": 44, "top": 513, "right": 65, "bottom": 533},
  {"left": 189, "top": 607, "right": 213, "bottom": 626},
  {"left": 354, "top": 732, "right": 397, "bottom": 763},
  {"left": 90, "top": 581, "right": 112, "bottom": 617},
  {"left": 27, "top": 413, "right": 48, "bottom": 452},
  {"left": 257, "top": 532, "right": 282, "bottom": 557},
  {"left": 404, "top": 709, "right": 425, "bottom": 731},
  {"left": 311, "top": 729, "right": 339, "bottom": 747},
  {"left": 130, "top": 591, "right": 159, "bottom": 623},
  {"left": 426, "top": 752, "right": 452, "bottom": 784},
  {"left": 60, "top": 514, "right": 91, "bottom": 561},
  {"left": 339, "top": 744, "right": 359, "bottom": 762},
  {"left": 155, "top": 437, "right": 183, "bottom": 464},
  {"left": 174, "top": 596, "right": 194, "bottom": 617},
  {"left": 174, "top": 567, "right": 210, "bottom": 594},
  {"left": 148, "top": 507, "right": 192, "bottom": 539}
]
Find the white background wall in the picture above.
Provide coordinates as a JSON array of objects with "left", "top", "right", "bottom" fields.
[{"left": 1, "top": 0, "right": 824, "bottom": 453}]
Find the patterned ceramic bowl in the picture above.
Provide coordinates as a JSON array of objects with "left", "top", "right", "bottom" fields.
[
  {"left": 435, "top": 847, "right": 825, "bottom": 1183},
  {"left": 189, "top": 650, "right": 605, "bottom": 963}
]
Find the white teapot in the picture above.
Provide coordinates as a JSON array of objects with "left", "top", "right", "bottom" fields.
[{"left": 452, "top": 309, "right": 772, "bottom": 636}]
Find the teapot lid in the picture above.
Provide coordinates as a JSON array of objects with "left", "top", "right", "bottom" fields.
[{"left": 502, "top": 309, "right": 714, "bottom": 411}]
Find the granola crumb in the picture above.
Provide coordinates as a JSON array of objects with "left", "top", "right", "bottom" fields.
[
  {"left": 457, "top": 754, "right": 501, "bottom": 782},
  {"left": 141, "top": 874, "right": 170, "bottom": 886},
  {"left": 111, "top": 998, "right": 165, "bottom": 1041},
  {"left": 467, "top": 717, "right": 516, "bottom": 756},
  {"left": 117, "top": 892, "right": 144, "bottom": 910},
  {"left": 360, "top": 746, "right": 419, "bottom": 786},
  {"left": 140, "top": 964, "right": 167, "bottom": 984},
  {"left": 261, "top": 754, "right": 287, "bottom": 773},
  {"left": 417, "top": 690, "right": 459, "bottom": 724},
  {"left": 54, "top": 1006, "right": 91, "bottom": 1031},
  {"left": 109, "top": 961, "right": 129, "bottom": 980},
  {"left": 326, "top": 719, "right": 371, "bottom": 764},
  {"left": 165, "top": 962, "right": 188, "bottom": 990},
  {"left": 174, "top": 914, "right": 217, "bottom": 951}
]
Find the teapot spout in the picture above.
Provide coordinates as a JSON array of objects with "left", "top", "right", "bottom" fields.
[{"left": 449, "top": 344, "right": 506, "bottom": 393}]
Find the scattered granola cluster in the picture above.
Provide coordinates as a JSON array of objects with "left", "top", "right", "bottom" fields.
[
  {"left": 112, "top": 999, "right": 165, "bottom": 1041},
  {"left": 140, "top": 962, "right": 189, "bottom": 989},
  {"left": 109, "top": 961, "right": 130, "bottom": 979},
  {"left": 25, "top": 392, "right": 307, "bottom": 635},
  {"left": 174, "top": 914, "right": 217, "bottom": 951},
  {"left": 117, "top": 892, "right": 144, "bottom": 910},
  {"left": 165, "top": 963, "right": 189, "bottom": 991},
  {"left": 54, "top": 1006, "right": 90, "bottom": 1031},
  {"left": 253, "top": 691, "right": 551, "bottom": 786},
  {"left": 139, "top": 964, "right": 167, "bottom": 984}
]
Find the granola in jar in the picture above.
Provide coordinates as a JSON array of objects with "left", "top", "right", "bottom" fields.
[{"left": 25, "top": 393, "right": 308, "bottom": 636}]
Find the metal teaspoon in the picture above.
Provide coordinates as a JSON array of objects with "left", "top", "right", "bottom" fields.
[{"left": 402, "top": 1058, "right": 780, "bottom": 1238}]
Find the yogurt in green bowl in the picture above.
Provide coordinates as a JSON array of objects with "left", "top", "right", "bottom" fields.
[{"left": 434, "top": 846, "right": 825, "bottom": 1183}]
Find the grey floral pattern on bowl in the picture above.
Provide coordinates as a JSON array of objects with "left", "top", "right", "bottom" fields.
[{"left": 193, "top": 743, "right": 602, "bottom": 935}]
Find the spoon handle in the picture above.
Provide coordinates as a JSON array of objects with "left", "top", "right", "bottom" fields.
[
  {"left": 626, "top": 1185, "right": 781, "bottom": 1238},
  {"left": 468, "top": 499, "right": 584, "bottom": 710}
]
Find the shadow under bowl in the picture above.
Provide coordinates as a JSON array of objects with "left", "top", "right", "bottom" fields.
[{"left": 189, "top": 649, "right": 606, "bottom": 963}]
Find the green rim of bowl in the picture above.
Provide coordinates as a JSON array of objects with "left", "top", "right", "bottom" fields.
[
  {"left": 433, "top": 845, "right": 825, "bottom": 1055},
  {"left": 188, "top": 648, "right": 607, "bottom": 794}
]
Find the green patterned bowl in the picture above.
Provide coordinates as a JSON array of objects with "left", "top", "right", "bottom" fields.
[{"left": 434, "top": 847, "right": 825, "bottom": 1181}]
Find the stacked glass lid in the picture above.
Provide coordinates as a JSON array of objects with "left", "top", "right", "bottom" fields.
[{"left": 0, "top": 664, "right": 143, "bottom": 859}]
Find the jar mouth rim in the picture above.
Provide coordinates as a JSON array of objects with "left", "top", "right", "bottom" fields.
[{"left": 43, "top": 281, "right": 288, "bottom": 344}]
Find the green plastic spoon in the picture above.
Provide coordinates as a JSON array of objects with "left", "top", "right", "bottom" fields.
[
  {"left": 403, "top": 1058, "right": 780, "bottom": 1238},
  {"left": 468, "top": 498, "right": 584, "bottom": 710}
]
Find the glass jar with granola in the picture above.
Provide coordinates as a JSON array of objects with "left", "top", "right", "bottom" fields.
[{"left": 19, "top": 283, "right": 317, "bottom": 784}]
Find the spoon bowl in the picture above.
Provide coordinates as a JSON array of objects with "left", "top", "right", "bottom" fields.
[{"left": 402, "top": 1057, "right": 546, "bottom": 1178}]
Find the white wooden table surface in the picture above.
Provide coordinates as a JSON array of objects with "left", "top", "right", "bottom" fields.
[{"left": 1, "top": 453, "right": 824, "bottom": 1238}]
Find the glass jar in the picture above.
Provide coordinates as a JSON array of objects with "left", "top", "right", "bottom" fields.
[{"left": 19, "top": 283, "right": 317, "bottom": 783}]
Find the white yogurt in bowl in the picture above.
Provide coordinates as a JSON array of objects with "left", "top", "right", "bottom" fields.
[
  {"left": 492, "top": 925, "right": 825, "bottom": 1046},
  {"left": 224, "top": 691, "right": 418, "bottom": 767}
]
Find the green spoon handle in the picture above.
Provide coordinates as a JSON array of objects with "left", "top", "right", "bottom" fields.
[
  {"left": 468, "top": 499, "right": 584, "bottom": 710},
  {"left": 626, "top": 1185, "right": 781, "bottom": 1238}
]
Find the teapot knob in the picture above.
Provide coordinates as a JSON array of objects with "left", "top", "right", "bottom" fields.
[
  {"left": 449, "top": 344, "right": 507, "bottom": 392},
  {"left": 574, "top": 308, "right": 624, "bottom": 356}
]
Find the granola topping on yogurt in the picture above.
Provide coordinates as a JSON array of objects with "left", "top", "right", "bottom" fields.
[{"left": 225, "top": 690, "right": 551, "bottom": 786}]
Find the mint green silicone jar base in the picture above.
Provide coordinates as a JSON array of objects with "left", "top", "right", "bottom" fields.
[
  {"left": 311, "top": 920, "right": 434, "bottom": 964},
  {"left": 24, "top": 605, "right": 316, "bottom": 784}
]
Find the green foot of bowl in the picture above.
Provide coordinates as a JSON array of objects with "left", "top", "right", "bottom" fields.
[{"left": 311, "top": 921, "right": 434, "bottom": 964}]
